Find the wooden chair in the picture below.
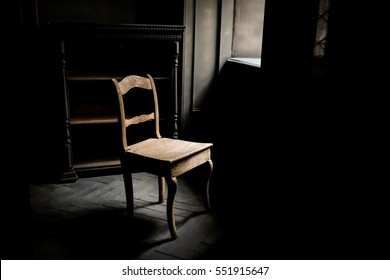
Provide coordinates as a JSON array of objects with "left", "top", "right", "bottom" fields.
[{"left": 112, "top": 74, "right": 213, "bottom": 239}]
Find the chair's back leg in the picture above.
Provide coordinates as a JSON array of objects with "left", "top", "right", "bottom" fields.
[
  {"left": 122, "top": 168, "right": 134, "bottom": 218},
  {"left": 158, "top": 176, "right": 165, "bottom": 203}
]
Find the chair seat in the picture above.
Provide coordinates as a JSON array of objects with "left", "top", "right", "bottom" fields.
[{"left": 126, "top": 138, "right": 213, "bottom": 163}]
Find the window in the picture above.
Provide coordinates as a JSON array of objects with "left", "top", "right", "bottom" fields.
[{"left": 229, "top": 0, "right": 265, "bottom": 67}]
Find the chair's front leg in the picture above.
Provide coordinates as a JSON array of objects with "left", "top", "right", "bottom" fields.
[{"left": 166, "top": 176, "right": 178, "bottom": 239}]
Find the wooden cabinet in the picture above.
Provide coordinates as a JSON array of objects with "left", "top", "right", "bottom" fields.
[{"left": 41, "top": 23, "right": 185, "bottom": 182}]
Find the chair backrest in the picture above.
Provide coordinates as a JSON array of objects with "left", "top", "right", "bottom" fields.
[{"left": 112, "top": 74, "right": 161, "bottom": 151}]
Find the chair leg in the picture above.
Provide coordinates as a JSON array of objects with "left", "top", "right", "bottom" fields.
[
  {"left": 158, "top": 176, "right": 165, "bottom": 203},
  {"left": 122, "top": 169, "right": 134, "bottom": 218},
  {"left": 166, "top": 176, "right": 178, "bottom": 239},
  {"left": 203, "top": 159, "right": 213, "bottom": 211}
]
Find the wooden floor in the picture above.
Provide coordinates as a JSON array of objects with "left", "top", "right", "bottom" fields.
[
  {"left": 29, "top": 171, "right": 225, "bottom": 260},
  {"left": 24, "top": 165, "right": 390, "bottom": 260}
]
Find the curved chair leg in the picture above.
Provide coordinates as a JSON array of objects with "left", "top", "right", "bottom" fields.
[
  {"left": 166, "top": 176, "right": 178, "bottom": 239},
  {"left": 158, "top": 176, "right": 165, "bottom": 203},
  {"left": 203, "top": 159, "right": 213, "bottom": 211}
]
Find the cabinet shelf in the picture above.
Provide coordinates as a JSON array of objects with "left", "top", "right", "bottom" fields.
[
  {"left": 73, "top": 157, "right": 122, "bottom": 178},
  {"left": 70, "top": 116, "right": 118, "bottom": 125},
  {"left": 68, "top": 75, "right": 122, "bottom": 81},
  {"left": 67, "top": 72, "right": 171, "bottom": 81},
  {"left": 73, "top": 157, "right": 121, "bottom": 170}
]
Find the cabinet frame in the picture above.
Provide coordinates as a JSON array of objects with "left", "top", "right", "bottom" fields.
[{"left": 41, "top": 23, "right": 185, "bottom": 182}]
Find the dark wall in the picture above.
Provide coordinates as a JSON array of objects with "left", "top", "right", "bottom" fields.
[
  {"left": 320, "top": 2, "right": 389, "bottom": 259},
  {"left": 2, "top": 0, "right": 35, "bottom": 260},
  {"left": 37, "top": 0, "right": 183, "bottom": 24},
  {"left": 36, "top": 0, "right": 184, "bottom": 25}
]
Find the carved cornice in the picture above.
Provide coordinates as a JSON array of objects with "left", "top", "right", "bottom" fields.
[{"left": 41, "top": 22, "right": 185, "bottom": 41}]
